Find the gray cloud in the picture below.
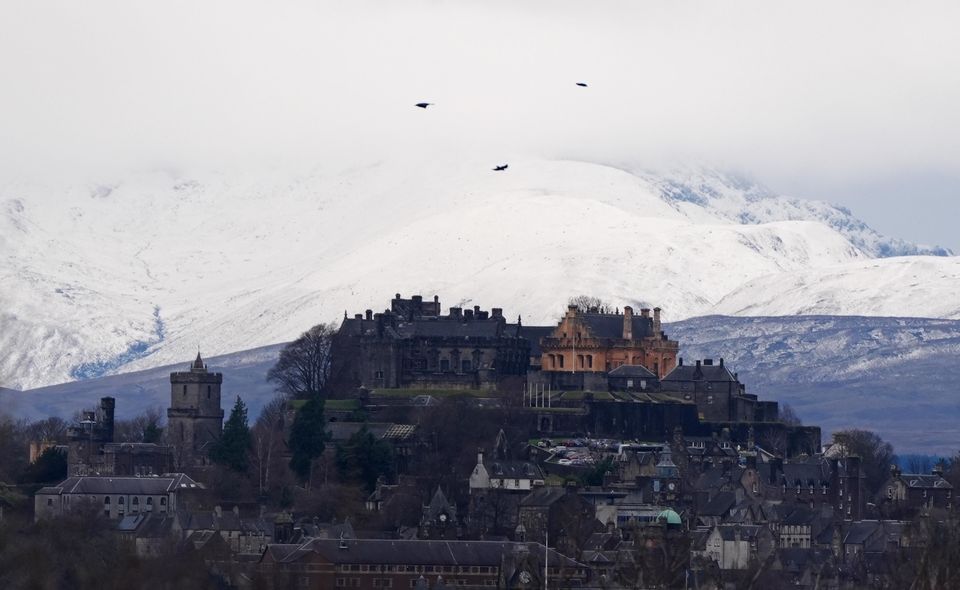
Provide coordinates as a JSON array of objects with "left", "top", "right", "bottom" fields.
[{"left": 1, "top": 0, "right": 958, "bottom": 248}]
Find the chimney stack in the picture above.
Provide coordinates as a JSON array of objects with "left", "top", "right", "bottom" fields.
[
  {"left": 365, "top": 309, "right": 373, "bottom": 320},
  {"left": 623, "top": 306, "right": 634, "bottom": 340},
  {"left": 653, "top": 307, "right": 662, "bottom": 333},
  {"left": 640, "top": 308, "right": 650, "bottom": 318}
]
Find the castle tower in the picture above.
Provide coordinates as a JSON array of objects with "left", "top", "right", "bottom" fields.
[{"left": 167, "top": 353, "right": 224, "bottom": 469}]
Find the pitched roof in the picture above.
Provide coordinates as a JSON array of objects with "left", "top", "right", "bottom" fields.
[
  {"left": 488, "top": 461, "right": 544, "bottom": 480},
  {"left": 579, "top": 313, "right": 653, "bottom": 340},
  {"left": 662, "top": 362, "right": 737, "bottom": 384},
  {"left": 38, "top": 473, "right": 201, "bottom": 496},
  {"left": 608, "top": 365, "right": 658, "bottom": 379},
  {"left": 267, "top": 539, "right": 584, "bottom": 568},
  {"left": 520, "top": 486, "right": 567, "bottom": 507},
  {"left": 901, "top": 474, "right": 953, "bottom": 489}
]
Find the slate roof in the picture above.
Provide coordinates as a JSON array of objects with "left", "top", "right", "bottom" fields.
[
  {"left": 265, "top": 539, "right": 584, "bottom": 568},
  {"left": 700, "top": 492, "right": 737, "bottom": 518},
  {"left": 488, "top": 461, "right": 544, "bottom": 480},
  {"left": 520, "top": 486, "right": 567, "bottom": 507},
  {"left": 37, "top": 473, "right": 201, "bottom": 496},
  {"left": 661, "top": 363, "right": 737, "bottom": 384},
  {"left": 424, "top": 487, "right": 457, "bottom": 521},
  {"left": 519, "top": 326, "right": 554, "bottom": 357},
  {"left": 581, "top": 313, "right": 654, "bottom": 340},
  {"left": 608, "top": 365, "right": 658, "bottom": 379},
  {"left": 716, "top": 524, "right": 762, "bottom": 542},
  {"left": 901, "top": 474, "right": 953, "bottom": 489}
]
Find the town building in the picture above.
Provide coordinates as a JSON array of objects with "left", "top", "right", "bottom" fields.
[
  {"left": 877, "top": 465, "right": 954, "bottom": 517},
  {"left": 331, "top": 294, "right": 530, "bottom": 391},
  {"left": 67, "top": 396, "right": 174, "bottom": 477},
  {"left": 34, "top": 473, "right": 203, "bottom": 521},
  {"left": 256, "top": 538, "right": 588, "bottom": 589}
]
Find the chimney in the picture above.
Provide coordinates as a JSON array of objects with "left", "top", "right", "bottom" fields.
[
  {"left": 394, "top": 293, "right": 401, "bottom": 300},
  {"left": 354, "top": 314, "right": 362, "bottom": 320},
  {"left": 464, "top": 309, "right": 474, "bottom": 320},
  {"left": 719, "top": 358, "right": 724, "bottom": 367},
  {"left": 653, "top": 307, "right": 662, "bottom": 332},
  {"left": 413, "top": 295, "right": 422, "bottom": 303},
  {"left": 696, "top": 360, "right": 701, "bottom": 367},
  {"left": 434, "top": 295, "right": 439, "bottom": 303},
  {"left": 623, "top": 306, "right": 634, "bottom": 339},
  {"left": 491, "top": 308, "right": 503, "bottom": 319},
  {"left": 640, "top": 308, "right": 650, "bottom": 318},
  {"left": 474, "top": 305, "right": 481, "bottom": 316},
  {"left": 678, "top": 357, "right": 683, "bottom": 366},
  {"left": 450, "top": 307, "right": 463, "bottom": 320},
  {"left": 704, "top": 359, "right": 713, "bottom": 366},
  {"left": 365, "top": 309, "right": 373, "bottom": 320}
]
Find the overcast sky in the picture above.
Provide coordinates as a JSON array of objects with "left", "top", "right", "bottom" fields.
[{"left": 2, "top": 1, "right": 958, "bottom": 250}]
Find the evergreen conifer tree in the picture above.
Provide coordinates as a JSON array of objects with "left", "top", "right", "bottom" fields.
[
  {"left": 288, "top": 394, "right": 328, "bottom": 484},
  {"left": 210, "top": 396, "right": 252, "bottom": 472}
]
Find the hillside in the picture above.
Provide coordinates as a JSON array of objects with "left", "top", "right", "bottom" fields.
[{"left": 1, "top": 159, "right": 955, "bottom": 390}]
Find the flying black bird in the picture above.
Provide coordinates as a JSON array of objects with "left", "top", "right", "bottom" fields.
[
  {"left": 415, "top": 102, "right": 433, "bottom": 109},
  {"left": 576, "top": 82, "right": 588, "bottom": 87},
  {"left": 493, "top": 164, "right": 508, "bottom": 171}
]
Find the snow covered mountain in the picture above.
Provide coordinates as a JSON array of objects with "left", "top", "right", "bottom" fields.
[{"left": 0, "top": 158, "right": 955, "bottom": 390}]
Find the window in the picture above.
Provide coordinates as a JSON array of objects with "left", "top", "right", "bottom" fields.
[
  {"left": 557, "top": 356, "right": 564, "bottom": 368},
  {"left": 207, "top": 385, "right": 211, "bottom": 399},
  {"left": 374, "top": 370, "right": 384, "bottom": 379},
  {"left": 587, "top": 355, "right": 593, "bottom": 369},
  {"left": 147, "top": 497, "right": 153, "bottom": 506},
  {"left": 104, "top": 497, "right": 111, "bottom": 505},
  {"left": 707, "top": 395, "right": 714, "bottom": 405},
  {"left": 182, "top": 385, "right": 187, "bottom": 397},
  {"left": 461, "top": 359, "right": 472, "bottom": 372},
  {"left": 160, "top": 497, "right": 167, "bottom": 506},
  {"left": 440, "top": 359, "right": 450, "bottom": 372},
  {"left": 119, "top": 497, "right": 125, "bottom": 505},
  {"left": 47, "top": 498, "right": 53, "bottom": 506}
]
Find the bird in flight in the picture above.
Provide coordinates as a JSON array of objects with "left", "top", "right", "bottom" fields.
[
  {"left": 415, "top": 102, "right": 433, "bottom": 109},
  {"left": 493, "top": 164, "right": 508, "bottom": 171},
  {"left": 575, "top": 82, "right": 588, "bottom": 87}
]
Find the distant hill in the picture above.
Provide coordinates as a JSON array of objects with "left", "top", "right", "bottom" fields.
[{"left": 1, "top": 344, "right": 284, "bottom": 425}]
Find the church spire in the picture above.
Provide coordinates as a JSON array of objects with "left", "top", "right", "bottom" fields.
[{"left": 192, "top": 351, "right": 205, "bottom": 370}]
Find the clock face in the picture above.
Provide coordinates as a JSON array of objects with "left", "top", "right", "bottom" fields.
[
  {"left": 439, "top": 513, "right": 447, "bottom": 522},
  {"left": 668, "top": 482, "right": 676, "bottom": 491},
  {"left": 519, "top": 570, "right": 532, "bottom": 584}
]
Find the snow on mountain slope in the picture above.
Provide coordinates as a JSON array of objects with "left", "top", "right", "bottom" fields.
[
  {"left": 638, "top": 166, "right": 953, "bottom": 258},
  {"left": 711, "top": 256, "right": 960, "bottom": 319},
  {"left": 0, "top": 157, "right": 950, "bottom": 390}
]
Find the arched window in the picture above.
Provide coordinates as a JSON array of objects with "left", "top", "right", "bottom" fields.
[
  {"left": 146, "top": 497, "right": 153, "bottom": 505},
  {"left": 104, "top": 496, "right": 111, "bottom": 505},
  {"left": 119, "top": 496, "right": 125, "bottom": 505},
  {"left": 557, "top": 356, "right": 564, "bottom": 369},
  {"left": 182, "top": 384, "right": 187, "bottom": 397},
  {"left": 160, "top": 497, "right": 167, "bottom": 506}
]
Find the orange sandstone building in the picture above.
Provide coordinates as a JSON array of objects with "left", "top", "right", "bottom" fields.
[{"left": 538, "top": 305, "right": 679, "bottom": 378}]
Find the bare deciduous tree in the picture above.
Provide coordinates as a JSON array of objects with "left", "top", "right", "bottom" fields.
[
  {"left": 567, "top": 294, "right": 613, "bottom": 313},
  {"left": 267, "top": 323, "right": 337, "bottom": 398}
]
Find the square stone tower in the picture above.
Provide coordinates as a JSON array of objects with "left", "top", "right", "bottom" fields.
[{"left": 167, "top": 353, "right": 224, "bottom": 469}]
